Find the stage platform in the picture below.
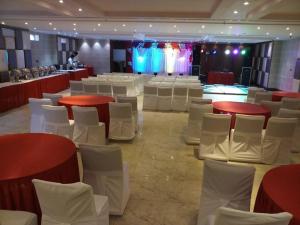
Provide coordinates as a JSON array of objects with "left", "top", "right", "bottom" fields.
[{"left": 203, "top": 84, "right": 248, "bottom": 95}]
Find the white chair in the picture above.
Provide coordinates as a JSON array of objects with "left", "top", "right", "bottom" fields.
[
  {"left": 109, "top": 102, "right": 135, "bottom": 140},
  {"left": 29, "top": 98, "right": 53, "bottom": 133},
  {"left": 112, "top": 85, "right": 127, "bottom": 97},
  {"left": 190, "top": 98, "right": 212, "bottom": 105},
  {"left": 172, "top": 86, "right": 188, "bottom": 111},
  {"left": 187, "top": 87, "right": 204, "bottom": 111},
  {"left": 72, "top": 106, "right": 106, "bottom": 146},
  {"left": 185, "top": 104, "right": 213, "bottom": 145},
  {"left": 262, "top": 117, "right": 298, "bottom": 165},
  {"left": 70, "top": 80, "right": 83, "bottom": 96},
  {"left": 197, "top": 113, "right": 232, "bottom": 161},
  {"left": 32, "top": 179, "right": 109, "bottom": 225},
  {"left": 117, "top": 96, "right": 138, "bottom": 131},
  {"left": 197, "top": 160, "right": 255, "bottom": 225},
  {"left": 229, "top": 115, "right": 265, "bottom": 163},
  {"left": 143, "top": 85, "right": 157, "bottom": 110},
  {"left": 254, "top": 92, "right": 272, "bottom": 104},
  {"left": 157, "top": 87, "right": 173, "bottom": 111},
  {"left": 42, "top": 93, "right": 63, "bottom": 106},
  {"left": 83, "top": 83, "right": 98, "bottom": 95},
  {"left": 281, "top": 97, "right": 300, "bottom": 110},
  {"left": 80, "top": 144, "right": 130, "bottom": 215},
  {"left": 260, "top": 100, "right": 282, "bottom": 116},
  {"left": 98, "top": 84, "right": 112, "bottom": 96},
  {"left": 214, "top": 207, "right": 292, "bottom": 225},
  {"left": 278, "top": 108, "right": 300, "bottom": 153},
  {"left": 247, "top": 87, "right": 264, "bottom": 103},
  {"left": 42, "top": 105, "right": 74, "bottom": 139},
  {"left": 0, "top": 210, "right": 37, "bottom": 225}
]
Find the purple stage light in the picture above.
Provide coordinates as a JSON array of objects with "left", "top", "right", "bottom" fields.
[{"left": 233, "top": 49, "right": 239, "bottom": 55}]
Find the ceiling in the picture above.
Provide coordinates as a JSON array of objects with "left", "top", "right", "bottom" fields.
[{"left": 0, "top": 0, "right": 300, "bottom": 43}]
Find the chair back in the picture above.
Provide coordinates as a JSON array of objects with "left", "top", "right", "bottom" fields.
[
  {"left": 144, "top": 85, "right": 157, "bottom": 95},
  {"left": 173, "top": 86, "right": 188, "bottom": 97},
  {"left": 190, "top": 98, "right": 212, "bottom": 105},
  {"left": 98, "top": 84, "right": 112, "bottom": 95},
  {"left": 281, "top": 97, "right": 300, "bottom": 110},
  {"left": 189, "top": 104, "right": 213, "bottom": 121},
  {"left": 29, "top": 98, "right": 52, "bottom": 115},
  {"left": 202, "top": 113, "right": 231, "bottom": 133},
  {"left": 32, "top": 179, "right": 96, "bottom": 222},
  {"left": 117, "top": 96, "right": 138, "bottom": 112},
  {"left": 42, "top": 93, "right": 63, "bottom": 106},
  {"left": 188, "top": 87, "right": 203, "bottom": 98},
  {"left": 278, "top": 108, "right": 300, "bottom": 124},
  {"left": 158, "top": 87, "right": 172, "bottom": 96},
  {"left": 265, "top": 117, "right": 298, "bottom": 138},
  {"left": 70, "top": 81, "right": 83, "bottom": 91},
  {"left": 112, "top": 85, "right": 127, "bottom": 96},
  {"left": 42, "top": 105, "right": 69, "bottom": 124},
  {"left": 109, "top": 102, "right": 132, "bottom": 119},
  {"left": 83, "top": 83, "right": 98, "bottom": 94},
  {"left": 254, "top": 92, "right": 272, "bottom": 103},
  {"left": 260, "top": 100, "right": 282, "bottom": 116},
  {"left": 247, "top": 87, "right": 264, "bottom": 99},
  {"left": 234, "top": 114, "right": 265, "bottom": 134},
  {"left": 72, "top": 106, "right": 99, "bottom": 126},
  {"left": 214, "top": 207, "right": 292, "bottom": 225}
]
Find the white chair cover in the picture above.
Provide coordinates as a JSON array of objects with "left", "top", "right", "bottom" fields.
[
  {"left": 247, "top": 87, "right": 264, "bottom": 103},
  {"left": 190, "top": 98, "right": 212, "bottom": 105},
  {"left": 143, "top": 85, "right": 157, "bottom": 110},
  {"left": 83, "top": 84, "right": 98, "bottom": 95},
  {"left": 98, "top": 84, "right": 112, "bottom": 96},
  {"left": 70, "top": 81, "right": 83, "bottom": 96},
  {"left": 262, "top": 117, "right": 298, "bottom": 165},
  {"left": 172, "top": 86, "right": 188, "bottom": 111},
  {"left": 260, "top": 100, "right": 282, "bottom": 116},
  {"left": 112, "top": 85, "right": 127, "bottom": 97},
  {"left": 187, "top": 87, "right": 204, "bottom": 111},
  {"left": 281, "top": 97, "right": 300, "bottom": 110},
  {"left": 32, "top": 179, "right": 109, "bottom": 225},
  {"left": 254, "top": 92, "right": 272, "bottom": 104},
  {"left": 0, "top": 210, "right": 37, "bottom": 225},
  {"left": 109, "top": 102, "right": 135, "bottom": 140},
  {"left": 185, "top": 104, "right": 213, "bottom": 144},
  {"left": 42, "top": 93, "right": 63, "bottom": 106},
  {"left": 278, "top": 108, "right": 300, "bottom": 153},
  {"left": 42, "top": 105, "right": 74, "bottom": 139},
  {"left": 29, "top": 98, "right": 53, "bottom": 133},
  {"left": 80, "top": 144, "right": 130, "bottom": 215},
  {"left": 198, "top": 113, "right": 231, "bottom": 161},
  {"left": 157, "top": 87, "right": 173, "bottom": 111},
  {"left": 197, "top": 160, "right": 255, "bottom": 225},
  {"left": 117, "top": 96, "right": 138, "bottom": 131},
  {"left": 72, "top": 106, "right": 105, "bottom": 146},
  {"left": 229, "top": 115, "right": 265, "bottom": 163},
  {"left": 214, "top": 207, "right": 292, "bottom": 225}
]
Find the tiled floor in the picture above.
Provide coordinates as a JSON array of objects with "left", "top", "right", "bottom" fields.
[{"left": 0, "top": 90, "right": 299, "bottom": 225}]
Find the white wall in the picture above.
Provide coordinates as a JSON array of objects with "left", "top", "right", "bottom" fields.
[{"left": 78, "top": 39, "right": 110, "bottom": 74}]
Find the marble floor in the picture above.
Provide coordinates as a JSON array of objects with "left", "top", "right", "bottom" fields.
[{"left": 0, "top": 91, "right": 300, "bottom": 225}]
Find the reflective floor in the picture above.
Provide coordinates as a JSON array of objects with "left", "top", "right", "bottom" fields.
[{"left": 0, "top": 90, "right": 299, "bottom": 225}]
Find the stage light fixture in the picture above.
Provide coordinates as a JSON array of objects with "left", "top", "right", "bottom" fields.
[
  {"left": 212, "top": 49, "right": 217, "bottom": 54},
  {"left": 233, "top": 49, "right": 239, "bottom": 55},
  {"left": 224, "top": 49, "right": 231, "bottom": 55},
  {"left": 241, "top": 49, "right": 246, "bottom": 55}
]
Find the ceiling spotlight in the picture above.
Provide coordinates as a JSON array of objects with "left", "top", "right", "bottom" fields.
[
  {"left": 53, "top": 27, "right": 57, "bottom": 30},
  {"left": 33, "top": 27, "right": 37, "bottom": 30},
  {"left": 59, "top": 0, "right": 63, "bottom": 3},
  {"left": 25, "top": 22, "right": 28, "bottom": 25},
  {"left": 289, "top": 32, "right": 293, "bottom": 36},
  {"left": 97, "top": 23, "right": 101, "bottom": 27},
  {"left": 122, "top": 24, "right": 126, "bottom": 27},
  {"left": 177, "top": 30, "right": 180, "bottom": 33},
  {"left": 233, "top": 49, "right": 239, "bottom": 55},
  {"left": 134, "top": 29, "right": 137, "bottom": 32},
  {"left": 78, "top": 8, "right": 82, "bottom": 12},
  {"left": 286, "top": 27, "right": 290, "bottom": 31},
  {"left": 149, "top": 24, "right": 153, "bottom": 28},
  {"left": 257, "top": 26, "right": 261, "bottom": 30},
  {"left": 220, "top": 31, "right": 224, "bottom": 34},
  {"left": 201, "top": 25, "right": 205, "bottom": 29},
  {"left": 73, "top": 28, "right": 76, "bottom": 31},
  {"left": 114, "top": 28, "right": 117, "bottom": 32},
  {"left": 1, "top": 21, "right": 5, "bottom": 25},
  {"left": 266, "top": 32, "right": 270, "bottom": 35},
  {"left": 229, "top": 26, "right": 233, "bottom": 29},
  {"left": 224, "top": 49, "right": 231, "bottom": 55},
  {"left": 243, "top": 1, "right": 249, "bottom": 5},
  {"left": 49, "top": 22, "right": 52, "bottom": 26},
  {"left": 233, "top": 10, "right": 238, "bottom": 14},
  {"left": 276, "top": 37, "right": 279, "bottom": 40},
  {"left": 73, "top": 23, "right": 76, "bottom": 26},
  {"left": 173, "top": 25, "right": 177, "bottom": 28},
  {"left": 241, "top": 49, "right": 246, "bottom": 55}
]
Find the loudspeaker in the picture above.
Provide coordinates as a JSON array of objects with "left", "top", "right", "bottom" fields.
[{"left": 240, "top": 67, "right": 252, "bottom": 86}]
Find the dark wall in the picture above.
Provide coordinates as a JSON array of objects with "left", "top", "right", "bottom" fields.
[{"left": 110, "top": 40, "right": 133, "bottom": 73}]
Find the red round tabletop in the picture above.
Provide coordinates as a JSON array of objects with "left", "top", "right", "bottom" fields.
[
  {"left": 272, "top": 91, "right": 300, "bottom": 101},
  {"left": 58, "top": 95, "right": 115, "bottom": 137},
  {"left": 0, "top": 133, "right": 79, "bottom": 220},
  {"left": 254, "top": 164, "right": 300, "bottom": 225},
  {"left": 213, "top": 101, "right": 271, "bottom": 128}
]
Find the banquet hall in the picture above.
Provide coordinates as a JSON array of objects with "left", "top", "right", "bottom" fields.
[{"left": 0, "top": 0, "right": 300, "bottom": 225}]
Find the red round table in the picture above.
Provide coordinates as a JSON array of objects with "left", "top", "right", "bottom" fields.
[
  {"left": 213, "top": 101, "right": 271, "bottom": 128},
  {"left": 272, "top": 91, "right": 300, "bottom": 101},
  {"left": 254, "top": 164, "right": 300, "bottom": 225},
  {"left": 0, "top": 133, "right": 79, "bottom": 221},
  {"left": 58, "top": 95, "right": 115, "bottom": 137}
]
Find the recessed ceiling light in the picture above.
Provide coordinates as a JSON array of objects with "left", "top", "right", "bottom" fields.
[
  {"left": 114, "top": 28, "right": 117, "bottom": 32},
  {"left": 97, "top": 23, "right": 101, "bottom": 27},
  {"left": 1, "top": 21, "right": 5, "bottom": 25},
  {"left": 122, "top": 24, "right": 126, "bottom": 27},
  {"left": 233, "top": 10, "right": 238, "bottom": 14},
  {"left": 276, "top": 37, "right": 279, "bottom": 40},
  {"left": 73, "top": 28, "right": 76, "bottom": 31},
  {"left": 201, "top": 25, "right": 205, "bottom": 29},
  {"left": 177, "top": 30, "right": 180, "bottom": 33},
  {"left": 220, "top": 31, "right": 224, "bottom": 34},
  {"left": 149, "top": 24, "right": 153, "bottom": 28},
  {"left": 289, "top": 32, "right": 293, "bottom": 36},
  {"left": 286, "top": 27, "right": 290, "bottom": 30},
  {"left": 257, "top": 26, "right": 261, "bottom": 30},
  {"left": 25, "top": 22, "right": 28, "bottom": 25},
  {"left": 53, "top": 27, "right": 57, "bottom": 30},
  {"left": 173, "top": 24, "right": 177, "bottom": 28},
  {"left": 243, "top": 1, "right": 249, "bottom": 5},
  {"left": 59, "top": 0, "right": 63, "bottom": 3},
  {"left": 33, "top": 27, "right": 37, "bottom": 30},
  {"left": 229, "top": 26, "right": 233, "bottom": 29},
  {"left": 49, "top": 22, "right": 52, "bottom": 26},
  {"left": 266, "top": 32, "right": 270, "bottom": 35},
  {"left": 73, "top": 23, "right": 76, "bottom": 26},
  {"left": 134, "top": 29, "right": 137, "bottom": 32},
  {"left": 78, "top": 8, "right": 82, "bottom": 12}
]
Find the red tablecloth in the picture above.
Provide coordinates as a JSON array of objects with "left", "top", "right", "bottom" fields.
[
  {"left": 207, "top": 71, "right": 235, "bottom": 85},
  {"left": 85, "top": 66, "right": 94, "bottom": 76},
  {"left": 213, "top": 101, "right": 271, "bottom": 128},
  {"left": 58, "top": 95, "right": 115, "bottom": 137},
  {"left": 0, "top": 133, "right": 79, "bottom": 220},
  {"left": 69, "top": 68, "right": 89, "bottom": 81},
  {"left": 272, "top": 91, "right": 300, "bottom": 101},
  {"left": 254, "top": 164, "right": 300, "bottom": 225},
  {"left": 0, "top": 73, "right": 70, "bottom": 113}
]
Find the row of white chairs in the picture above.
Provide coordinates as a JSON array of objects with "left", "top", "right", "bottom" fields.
[
  {"left": 192, "top": 112, "right": 298, "bottom": 165},
  {"left": 196, "top": 159, "right": 292, "bottom": 225},
  {"left": 143, "top": 85, "right": 204, "bottom": 111}
]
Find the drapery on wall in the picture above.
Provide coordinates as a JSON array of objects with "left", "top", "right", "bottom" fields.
[{"left": 132, "top": 42, "right": 192, "bottom": 74}]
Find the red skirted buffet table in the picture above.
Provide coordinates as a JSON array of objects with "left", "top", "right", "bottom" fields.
[
  {"left": 272, "top": 91, "right": 300, "bottom": 101},
  {"left": 58, "top": 95, "right": 115, "bottom": 137},
  {"left": 207, "top": 71, "right": 235, "bottom": 85},
  {"left": 213, "top": 101, "right": 271, "bottom": 128},
  {"left": 0, "top": 133, "right": 80, "bottom": 220},
  {"left": 254, "top": 164, "right": 300, "bottom": 225},
  {"left": 69, "top": 68, "right": 90, "bottom": 81}
]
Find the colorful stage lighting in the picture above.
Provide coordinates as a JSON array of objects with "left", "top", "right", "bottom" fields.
[
  {"left": 224, "top": 49, "right": 231, "bottom": 55},
  {"left": 233, "top": 49, "right": 239, "bottom": 55},
  {"left": 241, "top": 49, "right": 246, "bottom": 55},
  {"left": 212, "top": 49, "right": 217, "bottom": 54},
  {"left": 137, "top": 56, "right": 144, "bottom": 62}
]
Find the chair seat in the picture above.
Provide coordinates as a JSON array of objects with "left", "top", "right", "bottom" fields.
[{"left": 0, "top": 210, "right": 37, "bottom": 225}]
